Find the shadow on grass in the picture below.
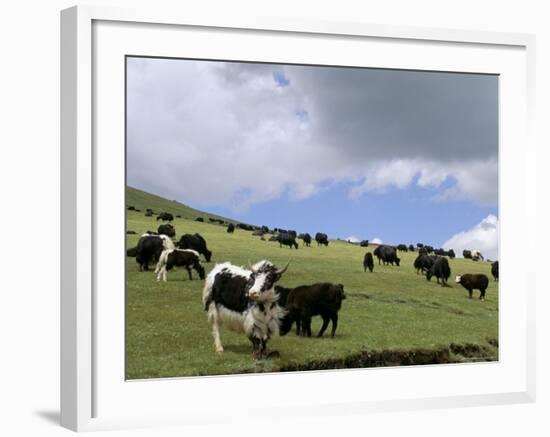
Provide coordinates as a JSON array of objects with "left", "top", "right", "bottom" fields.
[{"left": 223, "top": 344, "right": 254, "bottom": 355}]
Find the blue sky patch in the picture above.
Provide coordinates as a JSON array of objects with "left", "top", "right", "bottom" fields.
[{"left": 273, "top": 71, "right": 290, "bottom": 87}]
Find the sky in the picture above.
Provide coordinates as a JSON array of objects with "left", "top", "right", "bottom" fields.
[{"left": 126, "top": 57, "right": 499, "bottom": 259}]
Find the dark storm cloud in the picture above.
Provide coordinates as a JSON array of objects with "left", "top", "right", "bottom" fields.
[{"left": 289, "top": 66, "right": 497, "bottom": 162}]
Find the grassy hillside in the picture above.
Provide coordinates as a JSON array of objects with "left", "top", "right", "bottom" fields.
[
  {"left": 125, "top": 191, "right": 499, "bottom": 379},
  {"left": 126, "top": 186, "right": 238, "bottom": 224}
]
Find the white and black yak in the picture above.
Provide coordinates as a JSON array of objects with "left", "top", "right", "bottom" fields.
[
  {"left": 135, "top": 234, "right": 175, "bottom": 271},
  {"left": 155, "top": 248, "right": 205, "bottom": 282},
  {"left": 202, "top": 260, "right": 289, "bottom": 360}
]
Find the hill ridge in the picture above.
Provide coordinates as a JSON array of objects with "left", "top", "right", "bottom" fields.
[{"left": 126, "top": 186, "right": 239, "bottom": 224}]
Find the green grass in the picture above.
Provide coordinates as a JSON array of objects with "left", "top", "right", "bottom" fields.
[
  {"left": 127, "top": 186, "right": 238, "bottom": 223},
  {"left": 126, "top": 190, "right": 499, "bottom": 379}
]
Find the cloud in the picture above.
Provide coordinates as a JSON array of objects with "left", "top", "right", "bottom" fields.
[
  {"left": 372, "top": 237, "right": 383, "bottom": 244},
  {"left": 127, "top": 58, "right": 498, "bottom": 211},
  {"left": 346, "top": 235, "right": 360, "bottom": 243},
  {"left": 442, "top": 215, "right": 499, "bottom": 260},
  {"left": 350, "top": 158, "right": 497, "bottom": 206}
]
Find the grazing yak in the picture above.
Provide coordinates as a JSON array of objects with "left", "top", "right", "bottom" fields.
[
  {"left": 127, "top": 206, "right": 136, "bottom": 211},
  {"left": 298, "top": 233, "right": 312, "bottom": 247},
  {"left": 417, "top": 243, "right": 424, "bottom": 248},
  {"left": 426, "top": 256, "right": 451, "bottom": 286},
  {"left": 135, "top": 234, "right": 175, "bottom": 271},
  {"left": 363, "top": 252, "right": 374, "bottom": 272},
  {"left": 463, "top": 250, "right": 472, "bottom": 259},
  {"left": 397, "top": 244, "right": 408, "bottom": 252},
  {"left": 456, "top": 274, "right": 489, "bottom": 300},
  {"left": 177, "top": 233, "right": 212, "bottom": 262},
  {"left": 413, "top": 254, "right": 423, "bottom": 274},
  {"left": 373, "top": 245, "right": 400, "bottom": 266},
  {"left": 315, "top": 232, "right": 329, "bottom": 246},
  {"left": 202, "top": 260, "right": 290, "bottom": 359},
  {"left": 252, "top": 230, "right": 265, "bottom": 236},
  {"left": 227, "top": 223, "right": 235, "bottom": 233},
  {"left": 408, "top": 244, "right": 415, "bottom": 252},
  {"left": 434, "top": 248, "right": 456, "bottom": 258},
  {"left": 155, "top": 248, "right": 205, "bottom": 281},
  {"left": 491, "top": 261, "right": 499, "bottom": 281},
  {"left": 145, "top": 211, "right": 153, "bottom": 217},
  {"left": 414, "top": 254, "right": 436, "bottom": 274},
  {"left": 237, "top": 223, "right": 255, "bottom": 231},
  {"left": 195, "top": 217, "right": 204, "bottom": 222},
  {"left": 268, "top": 235, "right": 279, "bottom": 242},
  {"left": 126, "top": 230, "right": 137, "bottom": 235},
  {"left": 277, "top": 232, "right": 298, "bottom": 249},
  {"left": 156, "top": 212, "right": 174, "bottom": 222},
  {"left": 157, "top": 223, "right": 176, "bottom": 238},
  {"left": 277, "top": 283, "right": 346, "bottom": 337},
  {"left": 360, "top": 240, "right": 369, "bottom": 247},
  {"left": 471, "top": 250, "right": 484, "bottom": 261}
]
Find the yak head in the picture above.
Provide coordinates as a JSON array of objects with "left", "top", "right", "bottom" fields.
[{"left": 246, "top": 260, "right": 290, "bottom": 302}]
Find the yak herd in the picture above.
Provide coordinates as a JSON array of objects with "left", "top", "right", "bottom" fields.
[{"left": 127, "top": 209, "right": 498, "bottom": 360}]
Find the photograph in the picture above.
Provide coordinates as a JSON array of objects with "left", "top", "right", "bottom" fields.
[{"left": 125, "top": 56, "right": 499, "bottom": 379}]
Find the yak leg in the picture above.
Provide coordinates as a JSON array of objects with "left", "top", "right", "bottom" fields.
[
  {"left": 468, "top": 289, "right": 473, "bottom": 299},
  {"left": 318, "top": 315, "right": 330, "bottom": 337},
  {"left": 156, "top": 266, "right": 162, "bottom": 281},
  {"left": 186, "top": 266, "right": 193, "bottom": 280},
  {"left": 303, "top": 317, "right": 312, "bottom": 337},
  {"left": 330, "top": 313, "right": 338, "bottom": 337},
  {"left": 480, "top": 288, "right": 486, "bottom": 301},
  {"left": 250, "top": 336, "right": 264, "bottom": 360},
  {"left": 295, "top": 319, "right": 302, "bottom": 336},
  {"left": 208, "top": 304, "right": 224, "bottom": 352}
]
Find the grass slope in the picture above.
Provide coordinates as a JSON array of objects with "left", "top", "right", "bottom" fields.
[
  {"left": 126, "top": 193, "right": 499, "bottom": 379},
  {"left": 126, "top": 186, "right": 238, "bottom": 224}
]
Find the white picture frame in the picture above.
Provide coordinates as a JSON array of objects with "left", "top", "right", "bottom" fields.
[{"left": 60, "top": 5, "right": 536, "bottom": 432}]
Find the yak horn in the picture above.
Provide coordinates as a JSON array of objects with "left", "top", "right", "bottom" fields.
[{"left": 276, "top": 260, "right": 291, "bottom": 275}]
